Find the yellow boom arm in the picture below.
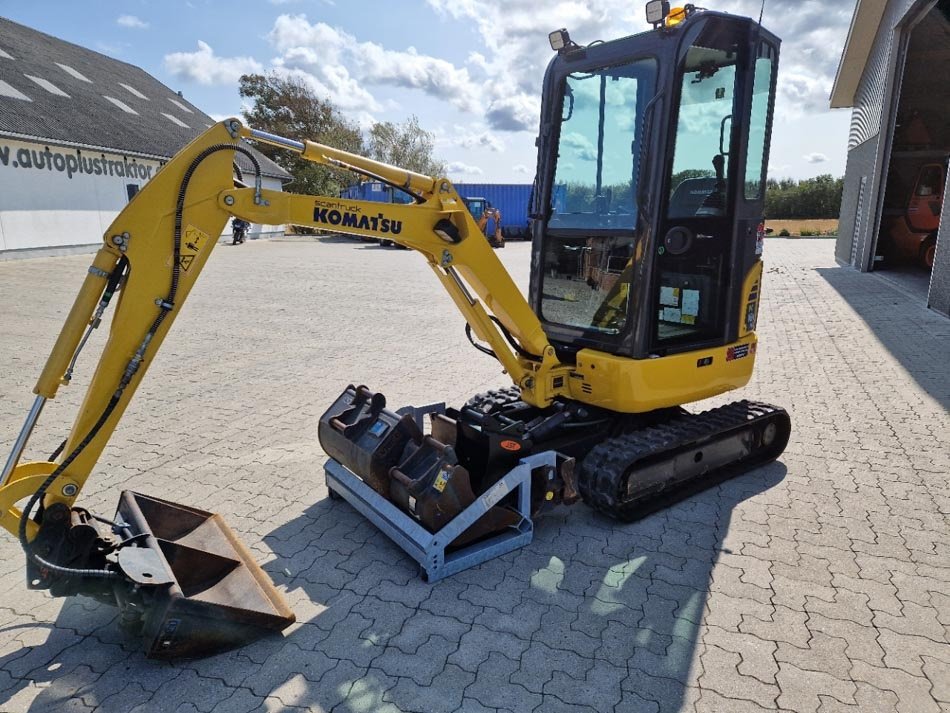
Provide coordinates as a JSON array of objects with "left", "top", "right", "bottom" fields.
[{"left": 0, "top": 119, "right": 569, "bottom": 536}]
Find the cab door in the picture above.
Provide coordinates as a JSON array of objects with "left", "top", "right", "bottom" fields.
[{"left": 647, "top": 20, "right": 777, "bottom": 356}]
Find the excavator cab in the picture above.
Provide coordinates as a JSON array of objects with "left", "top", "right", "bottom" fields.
[{"left": 531, "top": 9, "right": 779, "bottom": 367}]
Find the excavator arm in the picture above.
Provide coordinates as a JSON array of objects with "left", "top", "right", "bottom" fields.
[{"left": 0, "top": 119, "right": 567, "bottom": 658}]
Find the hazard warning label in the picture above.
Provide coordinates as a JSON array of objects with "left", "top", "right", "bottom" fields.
[{"left": 178, "top": 225, "right": 208, "bottom": 271}]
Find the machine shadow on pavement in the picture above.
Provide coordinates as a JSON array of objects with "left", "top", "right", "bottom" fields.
[
  {"left": 817, "top": 266, "right": 950, "bottom": 410},
  {"left": 256, "top": 460, "right": 787, "bottom": 712},
  {"left": 2, "top": 461, "right": 785, "bottom": 712}
]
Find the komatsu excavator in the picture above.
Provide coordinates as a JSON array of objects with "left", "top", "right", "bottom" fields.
[{"left": 1, "top": 4, "right": 789, "bottom": 659}]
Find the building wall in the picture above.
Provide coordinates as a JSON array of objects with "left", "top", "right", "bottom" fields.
[
  {"left": 0, "top": 137, "right": 285, "bottom": 253},
  {"left": 836, "top": 141, "right": 877, "bottom": 267},
  {"left": 0, "top": 138, "right": 162, "bottom": 251},
  {"left": 836, "top": 0, "right": 917, "bottom": 271}
]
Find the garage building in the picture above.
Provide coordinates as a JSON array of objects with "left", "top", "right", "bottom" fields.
[
  {"left": 0, "top": 17, "right": 289, "bottom": 257},
  {"left": 832, "top": 0, "right": 950, "bottom": 317}
]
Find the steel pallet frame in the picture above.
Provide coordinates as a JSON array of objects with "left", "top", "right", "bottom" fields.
[{"left": 325, "top": 451, "right": 555, "bottom": 582}]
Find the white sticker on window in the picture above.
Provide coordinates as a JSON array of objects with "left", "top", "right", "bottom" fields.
[
  {"left": 682, "top": 289, "right": 700, "bottom": 317},
  {"left": 660, "top": 286, "right": 680, "bottom": 306}
]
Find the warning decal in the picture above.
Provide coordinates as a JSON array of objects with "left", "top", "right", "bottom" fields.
[{"left": 178, "top": 225, "right": 209, "bottom": 272}]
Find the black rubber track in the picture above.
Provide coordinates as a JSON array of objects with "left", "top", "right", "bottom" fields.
[
  {"left": 462, "top": 386, "right": 523, "bottom": 414},
  {"left": 578, "top": 400, "right": 790, "bottom": 522}
]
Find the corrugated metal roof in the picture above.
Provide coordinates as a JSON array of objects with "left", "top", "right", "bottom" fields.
[
  {"left": 830, "top": 0, "right": 890, "bottom": 109},
  {"left": 0, "top": 17, "right": 291, "bottom": 182}
]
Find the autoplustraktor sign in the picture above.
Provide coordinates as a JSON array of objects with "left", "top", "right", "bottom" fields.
[{"left": 0, "top": 142, "right": 155, "bottom": 181}]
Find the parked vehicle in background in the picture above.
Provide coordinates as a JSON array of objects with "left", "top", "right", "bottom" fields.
[
  {"left": 463, "top": 199, "right": 504, "bottom": 248},
  {"left": 879, "top": 161, "right": 946, "bottom": 269},
  {"left": 455, "top": 184, "right": 533, "bottom": 241}
]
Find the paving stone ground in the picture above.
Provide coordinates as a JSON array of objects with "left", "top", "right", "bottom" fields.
[{"left": 0, "top": 237, "right": 947, "bottom": 713}]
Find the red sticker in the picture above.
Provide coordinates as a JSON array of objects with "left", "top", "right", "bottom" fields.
[{"left": 500, "top": 440, "right": 522, "bottom": 452}]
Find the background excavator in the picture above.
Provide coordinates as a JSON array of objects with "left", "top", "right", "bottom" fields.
[
  {"left": 461, "top": 196, "right": 506, "bottom": 247},
  {"left": 1, "top": 3, "right": 789, "bottom": 659},
  {"left": 477, "top": 206, "right": 505, "bottom": 248}
]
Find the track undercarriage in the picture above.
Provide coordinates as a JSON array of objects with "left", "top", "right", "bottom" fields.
[{"left": 318, "top": 384, "right": 791, "bottom": 546}]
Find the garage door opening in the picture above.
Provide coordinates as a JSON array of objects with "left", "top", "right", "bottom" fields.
[{"left": 873, "top": 0, "right": 949, "bottom": 293}]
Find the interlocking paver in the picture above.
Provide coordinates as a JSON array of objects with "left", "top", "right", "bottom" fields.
[{"left": 0, "top": 239, "right": 947, "bottom": 712}]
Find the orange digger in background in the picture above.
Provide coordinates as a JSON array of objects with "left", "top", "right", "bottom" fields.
[{"left": 477, "top": 206, "right": 505, "bottom": 248}]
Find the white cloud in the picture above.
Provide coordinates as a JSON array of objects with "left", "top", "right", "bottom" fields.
[
  {"left": 457, "top": 128, "right": 503, "bottom": 152},
  {"left": 427, "top": 0, "right": 639, "bottom": 132},
  {"left": 512, "top": 164, "right": 530, "bottom": 174},
  {"left": 117, "top": 15, "right": 148, "bottom": 29},
  {"left": 163, "top": 41, "right": 264, "bottom": 86},
  {"left": 447, "top": 161, "right": 484, "bottom": 176},
  {"left": 561, "top": 132, "right": 597, "bottom": 161},
  {"left": 715, "top": 1, "right": 852, "bottom": 116},
  {"left": 428, "top": 0, "right": 854, "bottom": 130},
  {"left": 267, "top": 15, "right": 479, "bottom": 115},
  {"left": 486, "top": 94, "right": 540, "bottom": 132},
  {"left": 804, "top": 152, "right": 828, "bottom": 164}
]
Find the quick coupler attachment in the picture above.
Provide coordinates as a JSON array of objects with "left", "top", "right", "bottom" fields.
[
  {"left": 27, "top": 493, "right": 295, "bottom": 659},
  {"left": 318, "top": 385, "right": 520, "bottom": 546},
  {"left": 317, "top": 384, "right": 421, "bottom": 498}
]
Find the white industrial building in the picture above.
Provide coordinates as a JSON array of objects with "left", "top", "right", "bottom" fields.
[
  {"left": 832, "top": 0, "right": 950, "bottom": 317},
  {"left": 0, "top": 16, "right": 290, "bottom": 257}
]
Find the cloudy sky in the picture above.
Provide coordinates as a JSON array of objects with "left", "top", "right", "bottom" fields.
[{"left": 2, "top": 0, "right": 857, "bottom": 181}]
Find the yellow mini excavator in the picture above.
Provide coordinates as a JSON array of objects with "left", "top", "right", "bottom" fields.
[{"left": 1, "top": 3, "right": 789, "bottom": 658}]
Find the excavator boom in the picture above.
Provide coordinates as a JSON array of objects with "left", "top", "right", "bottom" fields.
[{"left": 0, "top": 118, "right": 572, "bottom": 657}]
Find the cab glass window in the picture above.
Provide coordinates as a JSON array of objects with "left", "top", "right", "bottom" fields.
[
  {"left": 667, "top": 48, "right": 737, "bottom": 219},
  {"left": 540, "top": 59, "right": 655, "bottom": 336},
  {"left": 549, "top": 59, "right": 657, "bottom": 230},
  {"left": 744, "top": 46, "right": 776, "bottom": 200}
]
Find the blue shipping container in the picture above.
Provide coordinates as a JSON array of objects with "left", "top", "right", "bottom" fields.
[
  {"left": 454, "top": 183, "right": 533, "bottom": 240},
  {"left": 340, "top": 181, "right": 566, "bottom": 242},
  {"left": 339, "top": 182, "right": 412, "bottom": 204}
]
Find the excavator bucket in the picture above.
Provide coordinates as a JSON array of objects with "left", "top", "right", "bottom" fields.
[{"left": 114, "top": 492, "right": 295, "bottom": 659}]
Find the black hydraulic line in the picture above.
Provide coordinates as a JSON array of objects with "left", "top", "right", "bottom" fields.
[
  {"left": 323, "top": 159, "right": 425, "bottom": 204},
  {"left": 48, "top": 439, "right": 66, "bottom": 462},
  {"left": 465, "top": 318, "right": 544, "bottom": 364},
  {"left": 19, "top": 142, "right": 262, "bottom": 581},
  {"left": 50, "top": 257, "right": 129, "bottom": 464},
  {"left": 19, "top": 395, "right": 123, "bottom": 579},
  {"left": 465, "top": 323, "right": 497, "bottom": 360},
  {"left": 490, "top": 316, "right": 543, "bottom": 362},
  {"left": 595, "top": 75, "right": 606, "bottom": 196}
]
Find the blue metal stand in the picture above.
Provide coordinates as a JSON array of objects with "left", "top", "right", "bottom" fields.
[{"left": 325, "top": 451, "right": 555, "bottom": 582}]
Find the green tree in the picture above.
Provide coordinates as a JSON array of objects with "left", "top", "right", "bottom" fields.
[
  {"left": 239, "top": 73, "right": 364, "bottom": 198},
  {"left": 764, "top": 174, "right": 843, "bottom": 219},
  {"left": 367, "top": 116, "right": 445, "bottom": 177}
]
